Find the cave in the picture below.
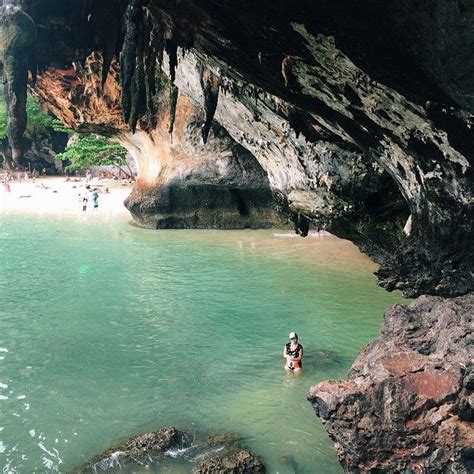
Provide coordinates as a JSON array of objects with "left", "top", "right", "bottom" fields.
[{"left": 1, "top": 0, "right": 473, "bottom": 471}]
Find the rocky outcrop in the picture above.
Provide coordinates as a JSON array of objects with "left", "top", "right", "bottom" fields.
[
  {"left": 74, "top": 427, "right": 265, "bottom": 473},
  {"left": 308, "top": 294, "right": 474, "bottom": 472},
  {"left": 73, "top": 427, "right": 191, "bottom": 472},
  {"left": 31, "top": 51, "right": 288, "bottom": 230},
  {"left": 149, "top": 3, "right": 474, "bottom": 298},
  {"left": 0, "top": 2, "right": 36, "bottom": 165},
  {"left": 0, "top": 128, "right": 68, "bottom": 173},
  {"left": 194, "top": 450, "right": 265, "bottom": 473}
]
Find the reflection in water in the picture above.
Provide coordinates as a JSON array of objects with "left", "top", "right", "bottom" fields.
[{"left": 0, "top": 216, "right": 407, "bottom": 473}]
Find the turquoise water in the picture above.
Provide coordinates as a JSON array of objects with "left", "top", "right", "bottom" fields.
[{"left": 0, "top": 214, "right": 406, "bottom": 472}]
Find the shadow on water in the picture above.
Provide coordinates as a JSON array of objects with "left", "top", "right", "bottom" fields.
[{"left": 303, "top": 349, "right": 346, "bottom": 370}]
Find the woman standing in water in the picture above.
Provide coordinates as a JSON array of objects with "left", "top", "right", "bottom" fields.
[{"left": 283, "top": 332, "right": 303, "bottom": 372}]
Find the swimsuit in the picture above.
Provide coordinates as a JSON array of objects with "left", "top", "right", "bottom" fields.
[{"left": 286, "top": 343, "right": 303, "bottom": 370}]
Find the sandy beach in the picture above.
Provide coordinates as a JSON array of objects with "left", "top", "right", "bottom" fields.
[{"left": 0, "top": 176, "right": 132, "bottom": 216}]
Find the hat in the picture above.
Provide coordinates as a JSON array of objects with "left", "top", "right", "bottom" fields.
[{"left": 289, "top": 332, "right": 297, "bottom": 339}]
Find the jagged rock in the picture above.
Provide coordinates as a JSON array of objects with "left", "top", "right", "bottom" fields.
[
  {"left": 194, "top": 450, "right": 265, "bottom": 474},
  {"left": 73, "top": 427, "right": 192, "bottom": 472},
  {"left": 73, "top": 428, "right": 266, "bottom": 473},
  {"left": 31, "top": 52, "right": 124, "bottom": 135},
  {"left": 308, "top": 294, "right": 474, "bottom": 472}
]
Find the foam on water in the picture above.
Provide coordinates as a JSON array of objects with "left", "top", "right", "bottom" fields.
[
  {"left": 165, "top": 446, "right": 191, "bottom": 458},
  {"left": 94, "top": 451, "right": 126, "bottom": 470}
]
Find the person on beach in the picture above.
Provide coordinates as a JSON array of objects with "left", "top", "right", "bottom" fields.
[
  {"left": 82, "top": 195, "right": 88, "bottom": 212},
  {"left": 283, "top": 332, "right": 303, "bottom": 372},
  {"left": 92, "top": 189, "right": 99, "bottom": 209}
]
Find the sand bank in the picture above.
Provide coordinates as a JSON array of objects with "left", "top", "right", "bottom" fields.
[{"left": 0, "top": 176, "right": 132, "bottom": 216}]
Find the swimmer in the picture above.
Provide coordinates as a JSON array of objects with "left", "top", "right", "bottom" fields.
[{"left": 283, "top": 332, "right": 303, "bottom": 372}]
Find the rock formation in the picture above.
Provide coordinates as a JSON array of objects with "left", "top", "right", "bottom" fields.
[
  {"left": 0, "top": 127, "right": 68, "bottom": 173},
  {"left": 194, "top": 450, "right": 265, "bottom": 473},
  {"left": 1, "top": 1, "right": 473, "bottom": 471},
  {"left": 308, "top": 294, "right": 474, "bottom": 472},
  {"left": 73, "top": 427, "right": 265, "bottom": 473},
  {"left": 1, "top": 0, "right": 471, "bottom": 296},
  {"left": 0, "top": 1, "right": 36, "bottom": 165}
]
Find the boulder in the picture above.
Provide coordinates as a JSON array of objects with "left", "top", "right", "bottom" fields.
[
  {"left": 194, "top": 450, "right": 265, "bottom": 473},
  {"left": 308, "top": 294, "right": 474, "bottom": 472}
]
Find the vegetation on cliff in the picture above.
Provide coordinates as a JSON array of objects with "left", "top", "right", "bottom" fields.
[{"left": 0, "top": 83, "right": 70, "bottom": 140}]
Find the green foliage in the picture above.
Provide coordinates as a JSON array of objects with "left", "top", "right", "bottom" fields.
[
  {"left": 0, "top": 95, "right": 7, "bottom": 140},
  {"left": 50, "top": 118, "right": 73, "bottom": 134},
  {"left": 25, "top": 93, "right": 55, "bottom": 134},
  {"left": 57, "top": 135, "right": 128, "bottom": 173},
  {"left": 0, "top": 82, "right": 72, "bottom": 140}
]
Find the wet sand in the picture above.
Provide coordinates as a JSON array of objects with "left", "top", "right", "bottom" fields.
[{"left": 0, "top": 176, "right": 131, "bottom": 215}]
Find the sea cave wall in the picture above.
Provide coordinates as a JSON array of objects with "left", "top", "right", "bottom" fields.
[{"left": 1, "top": 0, "right": 473, "bottom": 471}]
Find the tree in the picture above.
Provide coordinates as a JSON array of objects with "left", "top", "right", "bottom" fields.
[{"left": 57, "top": 135, "right": 133, "bottom": 177}]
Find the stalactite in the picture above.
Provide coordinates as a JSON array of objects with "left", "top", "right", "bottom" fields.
[
  {"left": 97, "top": 0, "right": 121, "bottom": 88},
  {"left": 28, "top": 49, "right": 37, "bottom": 83},
  {"left": 168, "top": 84, "right": 179, "bottom": 136},
  {"left": 120, "top": 2, "right": 139, "bottom": 125},
  {"left": 120, "top": 0, "right": 162, "bottom": 133},
  {"left": 165, "top": 36, "right": 178, "bottom": 83},
  {"left": 199, "top": 65, "right": 220, "bottom": 144},
  {"left": 143, "top": 12, "right": 158, "bottom": 117},
  {"left": 0, "top": 2, "right": 36, "bottom": 166},
  {"left": 129, "top": 9, "right": 146, "bottom": 133},
  {"left": 156, "top": 32, "right": 164, "bottom": 70}
]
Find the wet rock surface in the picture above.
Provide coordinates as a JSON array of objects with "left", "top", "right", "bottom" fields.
[
  {"left": 72, "top": 427, "right": 191, "bottom": 472},
  {"left": 125, "top": 183, "right": 286, "bottom": 230},
  {"left": 73, "top": 427, "right": 265, "bottom": 473},
  {"left": 308, "top": 294, "right": 474, "bottom": 472},
  {"left": 194, "top": 450, "right": 265, "bottom": 473}
]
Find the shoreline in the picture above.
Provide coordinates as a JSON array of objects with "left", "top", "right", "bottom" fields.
[
  {"left": 0, "top": 175, "right": 333, "bottom": 239},
  {"left": 0, "top": 176, "right": 132, "bottom": 216}
]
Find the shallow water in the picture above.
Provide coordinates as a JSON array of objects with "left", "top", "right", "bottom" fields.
[{"left": 0, "top": 214, "right": 406, "bottom": 472}]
